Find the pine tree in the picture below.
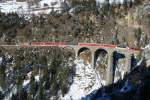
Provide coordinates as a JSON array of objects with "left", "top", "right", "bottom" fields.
[
  {"left": 145, "top": 34, "right": 149, "bottom": 46},
  {"left": 11, "top": 94, "right": 18, "bottom": 100},
  {"left": 123, "top": 0, "right": 128, "bottom": 12},
  {"left": 39, "top": 84, "right": 45, "bottom": 100},
  {"left": 0, "top": 91, "right": 4, "bottom": 100},
  {"left": 39, "top": 55, "right": 47, "bottom": 67},
  {"left": 134, "top": 0, "right": 141, "bottom": 5},
  {"left": 0, "top": 64, "right": 6, "bottom": 88},
  {"left": 61, "top": 0, "right": 70, "bottom": 13},
  {"left": 17, "top": 85, "right": 24, "bottom": 100},
  {"left": 43, "top": 67, "right": 50, "bottom": 90},
  {"left": 29, "top": 74, "right": 36, "bottom": 99},
  {"left": 129, "top": 0, "right": 133, "bottom": 8},
  {"left": 134, "top": 28, "right": 142, "bottom": 48},
  {"left": 102, "top": 0, "right": 110, "bottom": 16}
]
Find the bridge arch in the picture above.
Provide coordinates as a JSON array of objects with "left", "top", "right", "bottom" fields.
[
  {"left": 77, "top": 47, "right": 91, "bottom": 56},
  {"left": 112, "top": 51, "right": 126, "bottom": 82},
  {"left": 77, "top": 47, "right": 92, "bottom": 64},
  {"left": 94, "top": 48, "right": 108, "bottom": 81},
  {"left": 94, "top": 48, "right": 108, "bottom": 67}
]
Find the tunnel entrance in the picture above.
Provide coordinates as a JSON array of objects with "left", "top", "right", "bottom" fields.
[
  {"left": 94, "top": 49, "right": 108, "bottom": 81},
  {"left": 78, "top": 47, "right": 91, "bottom": 64}
]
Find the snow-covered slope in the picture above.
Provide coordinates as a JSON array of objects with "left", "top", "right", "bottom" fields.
[
  {"left": 40, "top": 0, "right": 63, "bottom": 8},
  {"left": 62, "top": 59, "right": 102, "bottom": 100},
  {"left": 0, "top": 0, "right": 134, "bottom": 14},
  {"left": 0, "top": 0, "right": 63, "bottom": 14},
  {"left": 62, "top": 51, "right": 131, "bottom": 99},
  {"left": 0, "top": 1, "right": 28, "bottom": 13},
  {"left": 96, "top": 0, "right": 125, "bottom": 4}
]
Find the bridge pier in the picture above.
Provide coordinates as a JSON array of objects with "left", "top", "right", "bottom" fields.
[
  {"left": 74, "top": 47, "right": 79, "bottom": 59},
  {"left": 125, "top": 53, "right": 132, "bottom": 73},
  {"left": 106, "top": 51, "right": 114, "bottom": 85},
  {"left": 91, "top": 52, "right": 95, "bottom": 67},
  {"left": 73, "top": 45, "right": 138, "bottom": 86}
]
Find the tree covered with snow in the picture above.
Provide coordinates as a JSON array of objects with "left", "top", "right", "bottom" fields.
[{"left": 0, "top": 47, "right": 75, "bottom": 99}]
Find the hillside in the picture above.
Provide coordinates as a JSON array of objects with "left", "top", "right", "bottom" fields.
[
  {"left": 0, "top": 0, "right": 149, "bottom": 49},
  {"left": 0, "top": 0, "right": 149, "bottom": 100}
]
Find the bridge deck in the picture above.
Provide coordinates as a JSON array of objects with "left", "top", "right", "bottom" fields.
[{"left": 0, "top": 42, "right": 141, "bottom": 54}]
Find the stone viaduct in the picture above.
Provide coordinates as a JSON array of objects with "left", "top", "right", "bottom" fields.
[
  {"left": 62, "top": 43, "right": 140, "bottom": 85},
  {"left": 29, "top": 42, "right": 141, "bottom": 85},
  {"left": 1, "top": 42, "right": 141, "bottom": 85}
]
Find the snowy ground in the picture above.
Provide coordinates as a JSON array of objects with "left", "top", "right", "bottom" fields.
[
  {"left": 62, "top": 53, "right": 128, "bottom": 100},
  {"left": 4, "top": 84, "right": 17, "bottom": 100},
  {"left": 62, "top": 59, "right": 103, "bottom": 100},
  {"left": 96, "top": 0, "right": 125, "bottom": 4},
  {"left": 0, "top": 0, "right": 63, "bottom": 14},
  {"left": 114, "top": 59, "right": 126, "bottom": 83},
  {"left": 0, "top": 0, "right": 134, "bottom": 14},
  {"left": 0, "top": 1, "right": 28, "bottom": 13}
]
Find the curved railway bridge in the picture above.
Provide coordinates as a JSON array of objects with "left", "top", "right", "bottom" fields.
[{"left": 0, "top": 42, "right": 141, "bottom": 85}]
